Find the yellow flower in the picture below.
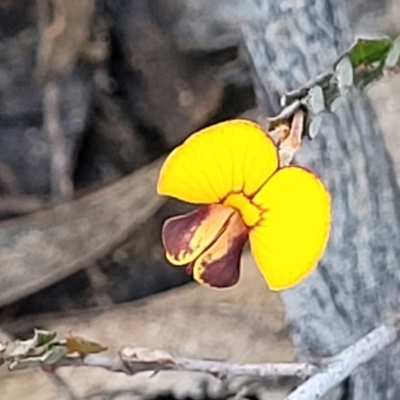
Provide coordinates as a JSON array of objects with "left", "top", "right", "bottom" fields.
[{"left": 157, "top": 120, "right": 331, "bottom": 290}]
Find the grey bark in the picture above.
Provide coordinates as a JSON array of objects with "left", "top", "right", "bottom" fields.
[
  {"left": 0, "top": 160, "right": 163, "bottom": 308},
  {"left": 241, "top": 0, "right": 400, "bottom": 399}
]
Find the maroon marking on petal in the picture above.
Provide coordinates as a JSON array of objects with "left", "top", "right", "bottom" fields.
[
  {"left": 199, "top": 230, "right": 248, "bottom": 288},
  {"left": 162, "top": 206, "right": 210, "bottom": 260},
  {"left": 186, "top": 263, "right": 194, "bottom": 275}
]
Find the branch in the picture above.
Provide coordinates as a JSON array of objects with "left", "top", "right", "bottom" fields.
[
  {"left": 260, "top": 37, "right": 400, "bottom": 166},
  {"left": 49, "top": 320, "right": 400, "bottom": 392},
  {"left": 1, "top": 319, "right": 399, "bottom": 399},
  {"left": 0, "top": 330, "right": 317, "bottom": 380},
  {"left": 263, "top": 36, "right": 400, "bottom": 141},
  {"left": 57, "top": 352, "right": 318, "bottom": 380},
  {"left": 285, "top": 323, "right": 398, "bottom": 400}
]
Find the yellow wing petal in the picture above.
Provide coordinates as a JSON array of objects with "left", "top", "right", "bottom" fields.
[
  {"left": 157, "top": 120, "right": 279, "bottom": 204},
  {"left": 249, "top": 167, "right": 331, "bottom": 290}
]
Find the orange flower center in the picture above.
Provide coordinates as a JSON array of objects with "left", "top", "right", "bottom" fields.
[{"left": 222, "top": 192, "right": 262, "bottom": 228}]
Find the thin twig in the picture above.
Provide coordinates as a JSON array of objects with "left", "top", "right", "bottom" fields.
[
  {"left": 43, "top": 81, "right": 74, "bottom": 201},
  {"left": 285, "top": 323, "right": 398, "bottom": 400},
  {"left": 175, "top": 358, "right": 318, "bottom": 379},
  {"left": 56, "top": 354, "right": 318, "bottom": 380},
  {"left": 42, "top": 320, "right": 398, "bottom": 398},
  {"left": 2, "top": 312, "right": 399, "bottom": 399}
]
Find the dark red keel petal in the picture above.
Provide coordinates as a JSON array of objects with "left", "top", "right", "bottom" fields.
[
  {"left": 192, "top": 213, "right": 248, "bottom": 288},
  {"left": 162, "top": 204, "right": 234, "bottom": 266}
]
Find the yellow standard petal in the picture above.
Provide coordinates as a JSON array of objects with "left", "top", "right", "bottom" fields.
[
  {"left": 162, "top": 204, "right": 234, "bottom": 266},
  {"left": 157, "top": 120, "right": 279, "bottom": 204},
  {"left": 249, "top": 167, "right": 331, "bottom": 291}
]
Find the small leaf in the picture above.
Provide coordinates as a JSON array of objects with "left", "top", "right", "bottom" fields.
[
  {"left": 335, "top": 56, "right": 353, "bottom": 95},
  {"left": 8, "top": 345, "right": 68, "bottom": 370},
  {"left": 65, "top": 333, "right": 107, "bottom": 356},
  {"left": 2, "top": 329, "right": 57, "bottom": 360},
  {"left": 347, "top": 37, "right": 392, "bottom": 68},
  {"left": 8, "top": 358, "right": 42, "bottom": 370},
  {"left": 308, "top": 114, "right": 324, "bottom": 139},
  {"left": 33, "top": 329, "right": 57, "bottom": 347},
  {"left": 385, "top": 36, "right": 400, "bottom": 69},
  {"left": 3, "top": 337, "right": 38, "bottom": 359},
  {"left": 41, "top": 345, "right": 68, "bottom": 365},
  {"left": 305, "top": 85, "right": 325, "bottom": 115}
]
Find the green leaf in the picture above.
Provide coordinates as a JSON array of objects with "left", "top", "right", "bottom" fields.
[
  {"left": 3, "top": 329, "right": 58, "bottom": 360},
  {"left": 8, "top": 346, "right": 68, "bottom": 370},
  {"left": 346, "top": 38, "right": 392, "bottom": 68},
  {"left": 8, "top": 358, "right": 42, "bottom": 370},
  {"left": 41, "top": 346, "right": 68, "bottom": 365},
  {"left": 3, "top": 337, "right": 38, "bottom": 359},
  {"left": 34, "top": 329, "right": 57, "bottom": 347}
]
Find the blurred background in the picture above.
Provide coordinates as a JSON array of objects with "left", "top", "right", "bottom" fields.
[{"left": 0, "top": 0, "right": 399, "bottom": 399}]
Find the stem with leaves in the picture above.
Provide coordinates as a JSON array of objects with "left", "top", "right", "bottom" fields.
[{"left": 270, "top": 36, "right": 400, "bottom": 143}]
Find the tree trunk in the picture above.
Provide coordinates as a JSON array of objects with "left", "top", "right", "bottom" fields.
[{"left": 243, "top": 1, "right": 400, "bottom": 399}]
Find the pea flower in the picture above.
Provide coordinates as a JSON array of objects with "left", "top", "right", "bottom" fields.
[{"left": 157, "top": 120, "right": 331, "bottom": 290}]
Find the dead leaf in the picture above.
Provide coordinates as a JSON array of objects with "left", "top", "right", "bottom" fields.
[
  {"left": 120, "top": 346, "right": 175, "bottom": 365},
  {"left": 64, "top": 332, "right": 107, "bottom": 356}
]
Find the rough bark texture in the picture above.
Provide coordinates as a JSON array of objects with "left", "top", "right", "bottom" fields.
[{"left": 242, "top": 1, "right": 400, "bottom": 399}]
